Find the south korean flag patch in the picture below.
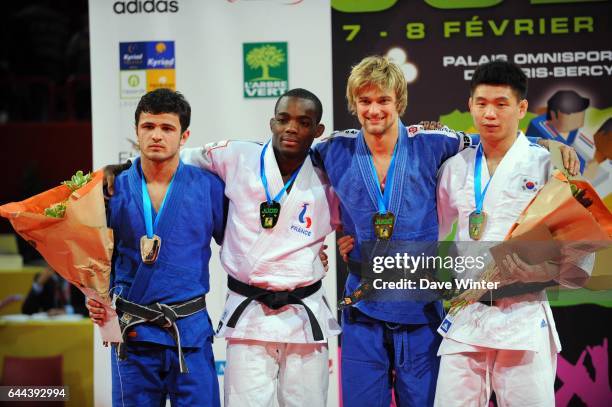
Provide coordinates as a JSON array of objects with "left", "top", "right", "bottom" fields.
[{"left": 521, "top": 178, "right": 539, "bottom": 193}]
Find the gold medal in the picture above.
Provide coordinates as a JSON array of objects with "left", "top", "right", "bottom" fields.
[
  {"left": 140, "top": 234, "right": 161, "bottom": 264},
  {"left": 373, "top": 212, "right": 395, "bottom": 240},
  {"left": 260, "top": 201, "right": 281, "bottom": 229},
  {"left": 468, "top": 211, "right": 486, "bottom": 240}
]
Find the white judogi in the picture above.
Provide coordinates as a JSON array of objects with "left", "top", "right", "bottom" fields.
[
  {"left": 181, "top": 141, "right": 341, "bottom": 407},
  {"left": 434, "top": 133, "right": 593, "bottom": 407}
]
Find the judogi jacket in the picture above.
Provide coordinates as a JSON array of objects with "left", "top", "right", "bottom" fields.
[
  {"left": 436, "top": 133, "right": 593, "bottom": 353},
  {"left": 313, "top": 122, "right": 471, "bottom": 324},
  {"left": 109, "top": 158, "right": 226, "bottom": 347},
  {"left": 181, "top": 141, "right": 341, "bottom": 343}
]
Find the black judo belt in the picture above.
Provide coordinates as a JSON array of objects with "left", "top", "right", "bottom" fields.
[
  {"left": 478, "top": 280, "right": 558, "bottom": 306},
  {"left": 115, "top": 295, "right": 207, "bottom": 373},
  {"left": 226, "top": 276, "right": 324, "bottom": 341}
]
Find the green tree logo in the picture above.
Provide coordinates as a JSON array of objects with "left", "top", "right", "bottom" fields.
[
  {"left": 246, "top": 45, "right": 286, "bottom": 81},
  {"left": 128, "top": 74, "right": 140, "bottom": 87}
]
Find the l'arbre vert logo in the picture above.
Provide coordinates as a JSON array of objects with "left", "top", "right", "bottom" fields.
[{"left": 243, "top": 42, "right": 288, "bottom": 98}]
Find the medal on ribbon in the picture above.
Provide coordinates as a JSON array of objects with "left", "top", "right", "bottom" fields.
[
  {"left": 373, "top": 212, "right": 395, "bottom": 240},
  {"left": 471, "top": 144, "right": 493, "bottom": 241},
  {"left": 368, "top": 143, "right": 398, "bottom": 240},
  {"left": 260, "top": 201, "right": 281, "bottom": 229},
  {"left": 259, "top": 141, "right": 303, "bottom": 229},
  {"left": 140, "top": 166, "right": 175, "bottom": 264},
  {"left": 468, "top": 210, "right": 486, "bottom": 241},
  {"left": 140, "top": 235, "right": 161, "bottom": 264}
]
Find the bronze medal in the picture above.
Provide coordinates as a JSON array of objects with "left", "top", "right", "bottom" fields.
[
  {"left": 260, "top": 201, "right": 281, "bottom": 229},
  {"left": 140, "top": 234, "right": 162, "bottom": 264},
  {"left": 468, "top": 211, "right": 486, "bottom": 240},
  {"left": 373, "top": 212, "right": 395, "bottom": 240}
]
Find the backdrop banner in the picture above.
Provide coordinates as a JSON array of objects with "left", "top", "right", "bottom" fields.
[{"left": 331, "top": 1, "right": 610, "bottom": 405}]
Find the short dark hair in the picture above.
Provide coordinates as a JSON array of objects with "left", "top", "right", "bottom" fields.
[
  {"left": 470, "top": 60, "right": 527, "bottom": 100},
  {"left": 274, "top": 88, "right": 323, "bottom": 124},
  {"left": 135, "top": 88, "right": 191, "bottom": 133},
  {"left": 546, "top": 90, "right": 590, "bottom": 120}
]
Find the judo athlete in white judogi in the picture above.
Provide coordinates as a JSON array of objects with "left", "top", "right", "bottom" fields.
[
  {"left": 434, "top": 61, "right": 593, "bottom": 407},
  {"left": 181, "top": 89, "right": 341, "bottom": 407}
]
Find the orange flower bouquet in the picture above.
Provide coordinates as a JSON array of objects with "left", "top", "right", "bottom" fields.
[
  {"left": 0, "top": 170, "right": 121, "bottom": 341},
  {"left": 448, "top": 169, "right": 612, "bottom": 314}
]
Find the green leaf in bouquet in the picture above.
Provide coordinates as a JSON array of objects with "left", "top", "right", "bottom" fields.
[
  {"left": 570, "top": 182, "right": 593, "bottom": 208},
  {"left": 44, "top": 201, "right": 67, "bottom": 218},
  {"left": 62, "top": 170, "right": 93, "bottom": 192}
]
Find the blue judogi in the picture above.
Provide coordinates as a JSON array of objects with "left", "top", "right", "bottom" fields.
[
  {"left": 108, "top": 158, "right": 225, "bottom": 407},
  {"left": 313, "top": 122, "right": 467, "bottom": 407}
]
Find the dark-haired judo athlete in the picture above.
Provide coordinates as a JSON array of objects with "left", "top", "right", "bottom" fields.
[{"left": 88, "top": 88, "right": 225, "bottom": 406}]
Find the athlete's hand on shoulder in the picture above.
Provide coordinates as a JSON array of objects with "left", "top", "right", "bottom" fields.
[
  {"left": 86, "top": 298, "right": 108, "bottom": 325},
  {"left": 103, "top": 161, "right": 132, "bottom": 197},
  {"left": 536, "top": 139, "right": 579, "bottom": 176},
  {"left": 337, "top": 235, "right": 355, "bottom": 263},
  {"left": 558, "top": 143, "right": 580, "bottom": 176}
]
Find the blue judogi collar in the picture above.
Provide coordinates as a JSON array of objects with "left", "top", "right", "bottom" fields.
[
  {"left": 125, "top": 158, "right": 187, "bottom": 302},
  {"left": 355, "top": 120, "right": 408, "bottom": 233}
]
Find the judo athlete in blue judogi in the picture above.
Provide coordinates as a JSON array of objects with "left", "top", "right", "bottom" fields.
[
  {"left": 87, "top": 89, "right": 226, "bottom": 406},
  {"left": 312, "top": 56, "right": 473, "bottom": 407}
]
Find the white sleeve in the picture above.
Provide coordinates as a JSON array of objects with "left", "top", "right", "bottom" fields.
[
  {"left": 180, "top": 140, "right": 231, "bottom": 180},
  {"left": 180, "top": 147, "right": 213, "bottom": 171},
  {"left": 437, "top": 161, "right": 458, "bottom": 240}
]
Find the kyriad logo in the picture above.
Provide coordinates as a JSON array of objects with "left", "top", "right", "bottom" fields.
[
  {"left": 146, "top": 42, "right": 175, "bottom": 69},
  {"left": 113, "top": 0, "right": 179, "bottom": 14},
  {"left": 120, "top": 41, "right": 175, "bottom": 99}
]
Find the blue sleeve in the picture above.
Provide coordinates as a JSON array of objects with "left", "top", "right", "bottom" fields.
[
  {"left": 209, "top": 175, "right": 227, "bottom": 245},
  {"left": 417, "top": 129, "right": 463, "bottom": 163},
  {"left": 311, "top": 141, "right": 327, "bottom": 170}
]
